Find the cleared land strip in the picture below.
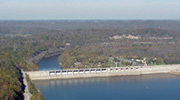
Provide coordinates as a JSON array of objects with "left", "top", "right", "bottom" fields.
[{"left": 22, "top": 70, "right": 32, "bottom": 100}]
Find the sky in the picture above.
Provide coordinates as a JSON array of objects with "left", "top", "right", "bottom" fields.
[{"left": 0, "top": 0, "right": 180, "bottom": 20}]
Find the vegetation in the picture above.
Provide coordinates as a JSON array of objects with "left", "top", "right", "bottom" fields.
[
  {"left": 0, "top": 53, "right": 42, "bottom": 100},
  {"left": 0, "top": 54, "right": 23, "bottom": 100},
  {"left": 59, "top": 47, "right": 110, "bottom": 69},
  {"left": 1, "top": 20, "right": 180, "bottom": 99},
  {"left": 59, "top": 39, "right": 180, "bottom": 69},
  {"left": 26, "top": 74, "right": 44, "bottom": 100}
]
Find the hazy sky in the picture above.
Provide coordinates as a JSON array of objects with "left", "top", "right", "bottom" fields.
[{"left": 0, "top": 0, "right": 179, "bottom": 20}]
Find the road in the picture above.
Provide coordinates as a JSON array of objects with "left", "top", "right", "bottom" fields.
[{"left": 22, "top": 70, "right": 32, "bottom": 100}]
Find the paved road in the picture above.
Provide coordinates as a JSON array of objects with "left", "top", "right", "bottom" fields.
[{"left": 22, "top": 70, "right": 32, "bottom": 100}]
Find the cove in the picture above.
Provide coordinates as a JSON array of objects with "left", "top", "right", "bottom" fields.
[{"left": 36, "top": 55, "right": 62, "bottom": 71}]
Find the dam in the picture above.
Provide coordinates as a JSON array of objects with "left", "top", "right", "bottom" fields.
[{"left": 25, "top": 64, "right": 180, "bottom": 80}]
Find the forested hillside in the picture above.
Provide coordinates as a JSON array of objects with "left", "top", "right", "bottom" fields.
[
  {"left": 0, "top": 54, "right": 24, "bottom": 100},
  {"left": 1, "top": 20, "right": 180, "bottom": 99}
]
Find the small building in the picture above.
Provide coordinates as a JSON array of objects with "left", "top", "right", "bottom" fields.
[{"left": 65, "top": 43, "right": 71, "bottom": 46}]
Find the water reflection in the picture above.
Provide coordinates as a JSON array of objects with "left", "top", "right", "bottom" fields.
[
  {"left": 35, "top": 56, "right": 180, "bottom": 100},
  {"left": 37, "top": 55, "right": 62, "bottom": 71},
  {"left": 34, "top": 74, "right": 180, "bottom": 100},
  {"left": 34, "top": 74, "right": 179, "bottom": 87}
]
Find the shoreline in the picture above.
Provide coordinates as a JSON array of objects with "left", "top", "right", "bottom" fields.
[
  {"left": 170, "top": 71, "right": 180, "bottom": 75},
  {"left": 26, "top": 48, "right": 63, "bottom": 64},
  {"left": 22, "top": 70, "right": 32, "bottom": 100}
]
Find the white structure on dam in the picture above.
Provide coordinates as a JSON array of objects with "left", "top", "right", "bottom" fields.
[{"left": 25, "top": 64, "right": 180, "bottom": 80}]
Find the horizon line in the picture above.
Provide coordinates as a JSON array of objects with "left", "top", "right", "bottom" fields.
[{"left": 0, "top": 19, "right": 180, "bottom": 21}]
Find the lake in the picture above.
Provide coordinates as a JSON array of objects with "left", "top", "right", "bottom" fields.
[{"left": 34, "top": 56, "right": 180, "bottom": 100}]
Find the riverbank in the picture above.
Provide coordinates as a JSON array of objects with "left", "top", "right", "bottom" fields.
[
  {"left": 25, "top": 64, "right": 180, "bottom": 80},
  {"left": 170, "top": 67, "right": 180, "bottom": 75},
  {"left": 27, "top": 48, "right": 64, "bottom": 64},
  {"left": 21, "top": 69, "right": 44, "bottom": 100},
  {"left": 22, "top": 70, "right": 32, "bottom": 100},
  {"left": 20, "top": 49, "right": 63, "bottom": 99}
]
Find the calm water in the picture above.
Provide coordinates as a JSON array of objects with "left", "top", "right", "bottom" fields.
[
  {"left": 34, "top": 56, "right": 180, "bottom": 100},
  {"left": 36, "top": 55, "right": 62, "bottom": 71}
]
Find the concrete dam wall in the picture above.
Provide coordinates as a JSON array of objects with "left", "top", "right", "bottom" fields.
[{"left": 25, "top": 64, "right": 180, "bottom": 80}]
